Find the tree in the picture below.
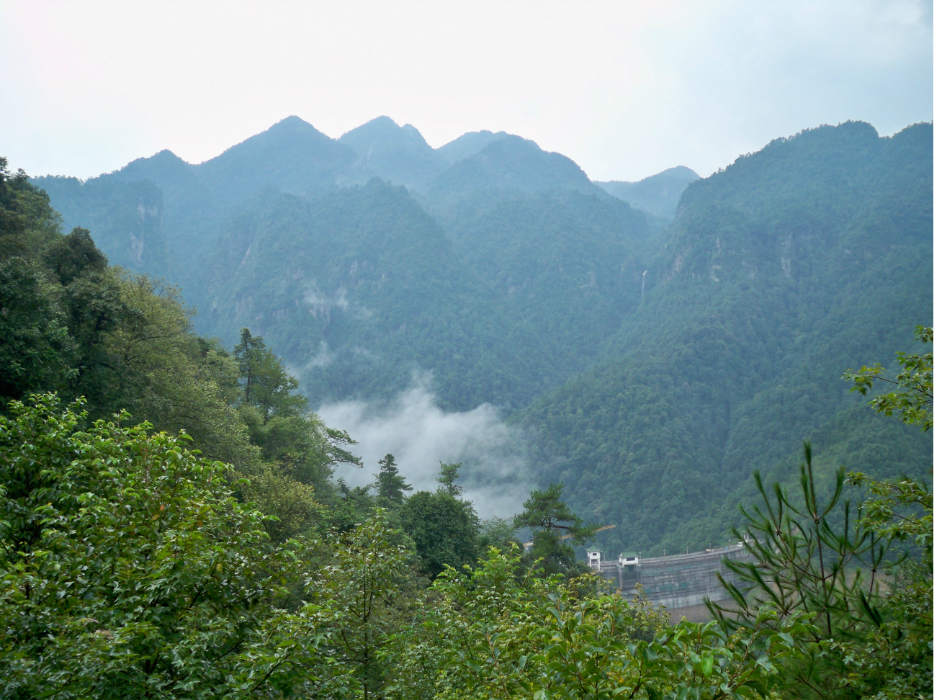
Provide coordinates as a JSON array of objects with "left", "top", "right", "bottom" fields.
[
  {"left": 843, "top": 325, "right": 932, "bottom": 431},
  {"left": 375, "top": 453, "right": 411, "bottom": 506},
  {"left": 0, "top": 394, "right": 327, "bottom": 698},
  {"left": 0, "top": 259, "right": 72, "bottom": 402},
  {"left": 401, "top": 475, "right": 479, "bottom": 579},
  {"left": 514, "top": 482, "right": 597, "bottom": 575},
  {"left": 707, "top": 327, "right": 934, "bottom": 699},
  {"left": 436, "top": 460, "right": 463, "bottom": 496},
  {"left": 708, "top": 443, "right": 890, "bottom": 700},
  {"left": 43, "top": 226, "right": 108, "bottom": 285},
  {"left": 307, "top": 511, "right": 412, "bottom": 699},
  {"left": 388, "top": 547, "right": 806, "bottom": 700},
  {"left": 839, "top": 325, "right": 933, "bottom": 698},
  {"left": 234, "top": 327, "right": 306, "bottom": 423}
]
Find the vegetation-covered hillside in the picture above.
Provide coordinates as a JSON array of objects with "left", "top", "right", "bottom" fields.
[
  {"left": 32, "top": 118, "right": 932, "bottom": 558},
  {"left": 524, "top": 122, "right": 932, "bottom": 555},
  {"left": 597, "top": 165, "right": 700, "bottom": 218},
  {"left": 3, "top": 134, "right": 931, "bottom": 697},
  {"left": 197, "top": 179, "right": 553, "bottom": 411}
]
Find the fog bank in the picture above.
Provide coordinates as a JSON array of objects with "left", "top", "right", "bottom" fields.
[{"left": 317, "top": 383, "right": 532, "bottom": 519}]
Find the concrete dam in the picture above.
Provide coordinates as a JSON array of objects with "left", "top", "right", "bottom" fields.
[{"left": 587, "top": 543, "right": 755, "bottom": 609}]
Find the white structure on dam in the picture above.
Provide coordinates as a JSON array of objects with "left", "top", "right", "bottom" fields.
[{"left": 587, "top": 542, "right": 754, "bottom": 609}]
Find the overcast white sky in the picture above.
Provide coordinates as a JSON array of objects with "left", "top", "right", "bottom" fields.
[{"left": 1, "top": 0, "right": 931, "bottom": 182}]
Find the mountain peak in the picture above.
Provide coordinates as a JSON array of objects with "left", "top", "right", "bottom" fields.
[
  {"left": 109, "top": 148, "right": 194, "bottom": 184},
  {"left": 265, "top": 115, "right": 324, "bottom": 136},
  {"left": 339, "top": 117, "right": 441, "bottom": 189},
  {"left": 430, "top": 133, "right": 600, "bottom": 200},
  {"left": 340, "top": 116, "right": 431, "bottom": 151},
  {"left": 437, "top": 130, "right": 510, "bottom": 164},
  {"left": 597, "top": 166, "right": 699, "bottom": 218}
]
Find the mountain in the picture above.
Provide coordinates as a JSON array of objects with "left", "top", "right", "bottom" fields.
[
  {"left": 198, "top": 116, "right": 359, "bottom": 203},
  {"left": 30, "top": 117, "right": 931, "bottom": 558},
  {"left": 339, "top": 116, "right": 445, "bottom": 190},
  {"left": 438, "top": 189, "right": 656, "bottom": 378},
  {"left": 35, "top": 118, "right": 645, "bottom": 409},
  {"left": 436, "top": 130, "right": 509, "bottom": 164},
  {"left": 197, "top": 178, "right": 557, "bottom": 411},
  {"left": 427, "top": 134, "right": 606, "bottom": 206},
  {"left": 35, "top": 119, "right": 615, "bottom": 290},
  {"left": 597, "top": 165, "right": 699, "bottom": 218},
  {"left": 523, "top": 121, "right": 932, "bottom": 555},
  {"left": 32, "top": 175, "right": 172, "bottom": 279},
  {"left": 37, "top": 117, "right": 359, "bottom": 281}
]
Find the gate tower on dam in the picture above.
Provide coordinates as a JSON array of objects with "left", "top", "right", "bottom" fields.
[{"left": 587, "top": 542, "right": 755, "bottom": 609}]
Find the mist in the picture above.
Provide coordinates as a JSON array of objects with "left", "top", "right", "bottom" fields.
[{"left": 317, "top": 381, "right": 533, "bottom": 520}]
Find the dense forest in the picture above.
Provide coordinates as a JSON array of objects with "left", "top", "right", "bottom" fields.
[
  {"left": 525, "top": 121, "right": 933, "bottom": 555},
  {"left": 1, "top": 152, "right": 931, "bottom": 697},
  {"left": 34, "top": 117, "right": 932, "bottom": 558}
]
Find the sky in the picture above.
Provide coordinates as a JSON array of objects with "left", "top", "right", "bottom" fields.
[{"left": 1, "top": 0, "right": 931, "bottom": 182}]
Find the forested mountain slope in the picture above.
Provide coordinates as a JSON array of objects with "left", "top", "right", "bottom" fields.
[
  {"left": 36, "top": 117, "right": 656, "bottom": 411},
  {"left": 436, "top": 129, "right": 510, "bottom": 164},
  {"left": 524, "top": 121, "right": 932, "bottom": 555},
  {"left": 339, "top": 116, "right": 445, "bottom": 190},
  {"left": 29, "top": 175, "right": 173, "bottom": 279},
  {"left": 36, "top": 117, "right": 359, "bottom": 283},
  {"left": 197, "top": 179, "right": 558, "bottom": 411},
  {"left": 31, "top": 117, "right": 931, "bottom": 559},
  {"left": 437, "top": 189, "right": 657, "bottom": 378},
  {"left": 3, "top": 152, "right": 930, "bottom": 700},
  {"left": 427, "top": 134, "right": 606, "bottom": 207},
  {"left": 597, "top": 165, "right": 700, "bottom": 218},
  {"left": 35, "top": 118, "right": 613, "bottom": 295}
]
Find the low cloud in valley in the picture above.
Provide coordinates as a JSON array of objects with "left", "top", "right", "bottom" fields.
[{"left": 317, "top": 381, "right": 533, "bottom": 520}]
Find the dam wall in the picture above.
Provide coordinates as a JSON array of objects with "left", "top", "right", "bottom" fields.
[{"left": 590, "top": 544, "right": 755, "bottom": 609}]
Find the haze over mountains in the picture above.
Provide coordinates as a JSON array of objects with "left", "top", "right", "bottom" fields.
[{"left": 34, "top": 116, "right": 932, "bottom": 554}]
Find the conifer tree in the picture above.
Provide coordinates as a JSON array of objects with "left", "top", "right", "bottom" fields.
[{"left": 375, "top": 453, "right": 411, "bottom": 506}]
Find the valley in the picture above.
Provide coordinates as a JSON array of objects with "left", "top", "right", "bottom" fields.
[{"left": 34, "top": 116, "right": 933, "bottom": 555}]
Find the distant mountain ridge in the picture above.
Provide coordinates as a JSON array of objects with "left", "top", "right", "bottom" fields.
[
  {"left": 30, "top": 117, "right": 931, "bottom": 556},
  {"left": 36, "top": 115, "right": 662, "bottom": 408},
  {"left": 597, "top": 166, "right": 700, "bottom": 219},
  {"left": 339, "top": 116, "right": 445, "bottom": 190},
  {"left": 524, "top": 121, "right": 932, "bottom": 555},
  {"left": 35, "top": 116, "right": 620, "bottom": 272}
]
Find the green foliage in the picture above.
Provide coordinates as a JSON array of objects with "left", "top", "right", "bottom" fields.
[
  {"left": 401, "top": 465, "right": 480, "bottom": 578},
  {"left": 0, "top": 165, "right": 73, "bottom": 403},
  {"left": 43, "top": 225, "right": 108, "bottom": 284},
  {"left": 844, "top": 325, "right": 933, "bottom": 431},
  {"left": 0, "top": 258, "right": 72, "bottom": 401},
  {"left": 374, "top": 453, "right": 412, "bottom": 507},
  {"left": 847, "top": 473, "right": 932, "bottom": 563},
  {"left": 523, "top": 122, "right": 932, "bottom": 555},
  {"left": 436, "top": 460, "right": 463, "bottom": 496},
  {"left": 1, "top": 160, "right": 367, "bottom": 549},
  {"left": 478, "top": 516, "right": 523, "bottom": 553},
  {"left": 234, "top": 327, "right": 307, "bottom": 424},
  {"left": 305, "top": 510, "right": 414, "bottom": 698},
  {"left": 515, "top": 483, "right": 598, "bottom": 575},
  {"left": 32, "top": 120, "right": 931, "bottom": 557},
  {"left": 831, "top": 334, "right": 933, "bottom": 698},
  {"left": 709, "top": 444, "right": 890, "bottom": 696},
  {"left": 389, "top": 547, "right": 809, "bottom": 700},
  {"left": 2, "top": 154, "right": 931, "bottom": 697},
  {"left": 0, "top": 395, "right": 325, "bottom": 698},
  {"left": 710, "top": 423, "right": 932, "bottom": 698}
]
